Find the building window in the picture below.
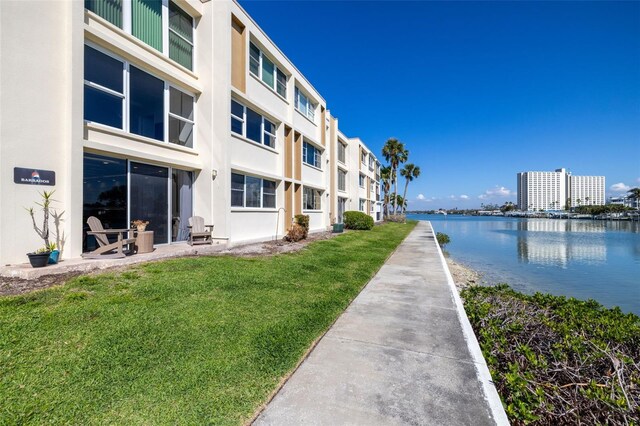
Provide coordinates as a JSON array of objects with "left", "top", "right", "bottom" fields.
[
  {"left": 359, "top": 174, "right": 365, "bottom": 188},
  {"left": 359, "top": 199, "right": 366, "bottom": 212},
  {"left": 295, "top": 87, "right": 315, "bottom": 121},
  {"left": 169, "top": 1, "right": 194, "bottom": 70},
  {"left": 168, "top": 87, "right": 195, "bottom": 148},
  {"left": 84, "top": 45, "right": 196, "bottom": 147},
  {"left": 230, "top": 100, "right": 276, "bottom": 148},
  {"left": 361, "top": 149, "right": 367, "bottom": 165},
  {"left": 338, "top": 169, "right": 346, "bottom": 192},
  {"left": 85, "top": 1, "right": 193, "bottom": 70},
  {"left": 249, "top": 42, "right": 287, "bottom": 98},
  {"left": 84, "top": 46, "right": 125, "bottom": 129},
  {"left": 231, "top": 173, "right": 277, "bottom": 208},
  {"left": 338, "top": 142, "right": 346, "bottom": 164},
  {"left": 369, "top": 156, "right": 374, "bottom": 170},
  {"left": 130, "top": 66, "right": 164, "bottom": 141},
  {"left": 303, "top": 141, "right": 321, "bottom": 168},
  {"left": 303, "top": 187, "right": 321, "bottom": 210}
]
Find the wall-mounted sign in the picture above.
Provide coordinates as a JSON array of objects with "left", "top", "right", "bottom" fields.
[{"left": 14, "top": 167, "right": 56, "bottom": 186}]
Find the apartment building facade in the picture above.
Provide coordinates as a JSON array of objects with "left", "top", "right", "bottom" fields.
[
  {"left": 517, "top": 168, "right": 605, "bottom": 211},
  {"left": 0, "top": 0, "right": 380, "bottom": 265}
]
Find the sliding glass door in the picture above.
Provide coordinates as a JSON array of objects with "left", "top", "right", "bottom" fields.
[
  {"left": 83, "top": 154, "right": 128, "bottom": 252},
  {"left": 83, "top": 154, "right": 194, "bottom": 249},
  {"left": 130, "top": 162, "right": 169, "bottom": 245},
  {"left": 172, "top": 169, "right": 193, "bottom": 242}
]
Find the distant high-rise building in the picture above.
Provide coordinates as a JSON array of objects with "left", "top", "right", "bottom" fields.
[{"left": 517, "top": 168, "right": 605, "bottom": 211}]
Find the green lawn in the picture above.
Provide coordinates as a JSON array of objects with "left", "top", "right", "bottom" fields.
[{"left": 0, "top": 222, "right": 415, "bottom": 425}]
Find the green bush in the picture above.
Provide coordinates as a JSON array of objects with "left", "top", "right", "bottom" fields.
[
  {"left": 344, "top": 211, "right": 374, "bottom": 230},
  {"left": 436, "top": 232, "right": 450, "bottom": 247},
  {"left": 462, "top": 285, "right": 640, "bottom": 425}
]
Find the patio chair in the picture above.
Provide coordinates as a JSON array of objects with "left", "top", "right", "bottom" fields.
[
  {"left": 82, "top": 216, "right": 136, "bottom": 259},
  {"left": 188, "top": 216, "right": 214, "bottom": 245}
]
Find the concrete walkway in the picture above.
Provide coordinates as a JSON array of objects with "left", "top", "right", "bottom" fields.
[{"left": 254, "top": 221, "right": 508, "bottom": 425}]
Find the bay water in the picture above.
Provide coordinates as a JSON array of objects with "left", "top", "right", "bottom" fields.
[{"left": 407, "top": 214, "right": 640, "bottom": 314}]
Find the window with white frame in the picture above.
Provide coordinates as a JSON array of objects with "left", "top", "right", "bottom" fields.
[
  {"left": 369, "top": 156, "right": 374, "bottom": 170},
  {"left": 295, "top": 87, "right": 315, "bottom": 121},
  {"left": 338, "top": 169, "right": 346, "bottom": 192},
  {"left": 361, "top": 149, "right": 367, "bottom": 165},
  {"left": 231, "top": 173, "right": 276, "bottom": 208},
  {"left": 231, "top": 100, "right": 276, "bottom": 148},
  {"left": 249, "top": 42, "right": 287, "bottom": 98},
  {"left": 359, "top": 199, "right": 366, "bottom": 212},
  {"left": 337, "top": 142, "right": 346, "bottom": 164},
  {"left": 84, "top": 45, "right": 195, "bottom": 146},
  {"left": 303, "top": 141, "right": 321, "bottom": 168},
  {"left": 85, "top": 0, "right": 194, "bottom": 70},
  {"left": 168, "top": 87, "right": 195, "bottom": 148},
  {"left": 303, "top": 187, "right": 321, "bottom": 210},
  {"left": 359, "top": 173, "right": 365, "bottom": 188}
]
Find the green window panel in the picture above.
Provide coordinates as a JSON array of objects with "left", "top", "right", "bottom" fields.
[
  {"left": 169, "top": 1, "right": 193, "bottom": 70},
  {"left": 85, "top": 0, "right": 122, "bottom": 28},
  {"left": 169, "top": 32, "right": 193, "bottom": 70},
  {"left": 132, "top": 0, "right": 162, "bottom": 52}
]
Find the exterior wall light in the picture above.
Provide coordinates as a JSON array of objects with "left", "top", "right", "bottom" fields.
[{"left": 211, "top": 169, "right": 218, "bottom": 180}]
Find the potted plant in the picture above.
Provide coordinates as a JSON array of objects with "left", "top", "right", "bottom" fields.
[
  {"left": 27, "top": 247, "right": 51, "bottom": 268},
  {"left": 26, "top": 190, "right": 57, "bottom": 268},
  {"left": 131, "top": 219, "right": 149, "bottom": 232},
  {"left": 47, "top": 242, "right": 60, "bottom": 264}
]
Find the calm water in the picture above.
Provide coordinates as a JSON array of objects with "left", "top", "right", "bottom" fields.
[{"left": 407, "top": 214, "right": 640, "bottom": 314}]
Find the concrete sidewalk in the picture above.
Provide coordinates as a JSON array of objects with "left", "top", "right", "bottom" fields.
[{"left": 254, "top": 221, "right": 508, "bottom": 425}]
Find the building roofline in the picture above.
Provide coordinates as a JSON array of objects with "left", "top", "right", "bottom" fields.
[{"left": 231, "top": 0, "right": 327, "bottom": 105}]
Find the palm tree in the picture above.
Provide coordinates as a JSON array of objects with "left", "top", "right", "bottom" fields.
[
  {"left": 395, "top": 194, "right": 407, "bottom": 212},
  {"left": 380, "top": 166, "right": 392, "bottom": 217},
  {"left": 400, "top": 163, "right": 421, "bottom": 214},
  {"left": 381, "top": 138, "right": 408, "bottom": 215},
  {"left": 585, "top": 196, "right": 590, "bottom": 206}
]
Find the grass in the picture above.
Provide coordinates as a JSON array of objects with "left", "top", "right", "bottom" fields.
[{"left": 0, "top": 222, "right": 416, "bottom": 425}]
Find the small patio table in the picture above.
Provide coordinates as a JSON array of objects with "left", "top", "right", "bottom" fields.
[{"left": 135, "top": 231, "right": 154, "bottom": 254}]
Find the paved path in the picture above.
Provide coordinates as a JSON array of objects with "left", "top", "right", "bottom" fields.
[{"left": 254, "top": 221, "right": 508, "bottom": 426}]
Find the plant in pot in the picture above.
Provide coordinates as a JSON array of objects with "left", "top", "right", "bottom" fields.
[
  {"left": 25, "top": 190, "right": 56, "bottom": 268},
  {"left": 47, "top": 242, "right": 60, "bottom": 264},
  {"left": 131, "top": 219, "right": 149, "bottom": 232}
]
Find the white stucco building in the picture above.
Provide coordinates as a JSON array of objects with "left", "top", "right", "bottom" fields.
[
  {"left": 0, "top": 0, "right": 380, "bottom": 266},
  {"left": 517, "top": 168, "right": 605, "bottom": 211}
]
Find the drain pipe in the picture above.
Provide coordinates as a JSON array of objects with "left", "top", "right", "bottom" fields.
[{"left": 275, "top": 207, "right": 286, "bottom": 241}]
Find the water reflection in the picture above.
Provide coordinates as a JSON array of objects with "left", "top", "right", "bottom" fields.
[
  {"left": 516, "top": 220, "right": 607, "bottom": 267},
  {"left": 410, "top": 214, "right": 640, "bottom": 314}
]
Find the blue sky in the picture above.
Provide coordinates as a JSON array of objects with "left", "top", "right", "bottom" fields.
[{"left": 239, "top": 0, "right": 640, "bottom": 209}]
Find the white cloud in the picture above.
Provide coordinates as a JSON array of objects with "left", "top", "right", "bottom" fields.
[
  {"left": 478, "top": 186, "right": 513, "bottom": 199},
  {"left": 416, "top": 194, "right": 425, "bottom": 200},
  {"left": 460, "top": 194, "right": 469, "bottom": 200},
  {"left": 449, "top": 195, "right": 456, "bottom": 199},
  {"left": 610, "top": 182, "right": 630, "bottom": 192}
]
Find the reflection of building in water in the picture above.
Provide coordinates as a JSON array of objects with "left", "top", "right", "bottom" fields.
[
  {"left": 517, "top": 219, "right": 606, "bottom": 233},
  {"left": 517, "top": 221, "right": 607, "bottom": 266}
]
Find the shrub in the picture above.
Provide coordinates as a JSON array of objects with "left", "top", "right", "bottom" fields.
[
  {"left": 294, "top": 214, "right": 309, "bottom": 238},
  {"left": 462, "top": 285, "right": 640, "bottom": 425},
  {"left": 385, "top": 214, "right": 406, "bottom": 223},
  {"left": 344, "top": 211, "right": 374, "bottom": 230},
  {"left": 436, "top": 232, "right": 450, "bottom": 248},
  {"left": 284, "top": 224, "right": 306, "bottom": 242}
]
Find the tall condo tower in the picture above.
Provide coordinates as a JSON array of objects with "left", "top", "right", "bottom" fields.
[{"left": 517, "top": 168, "right": 605, "bottom": 211}]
